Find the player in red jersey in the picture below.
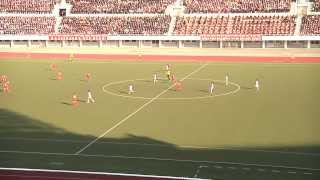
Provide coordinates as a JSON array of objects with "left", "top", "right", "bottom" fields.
[
  {"left": 3, "top": 81, "right": 10, "bottom": 93},
  {"left": 56, "top": 72, "right": 63, "bottom": 80},
  {"left": 1, "top": 75, "right": 8, "bottom": 83},
  {"left": 71, "top": 93, "right": 79, "bottom": 107},
  {"left": 165, "top": 64, "right": 171, "bottom": 71},
  {"left": 174, "top": 81, "right": 182, "bottom": 91},
  {"left": 85, "top": 72, "right": 91, "bottom": 81},
  {"left": 50, "top": 63, "right": 57, "bottom": 71},
  {"left": 171, "top": 74, "right": 177, "bottom": 83}
]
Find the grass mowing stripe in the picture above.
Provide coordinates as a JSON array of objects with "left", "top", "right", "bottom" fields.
[
  {"left": 75, "top": 63, "right": 209, "bottom": 154},
  {"left": 1, "top": 150, "right": 319, "bottom": 172},
  {"left": 2, "top": 137, "right": 320, "bottom": 157}
]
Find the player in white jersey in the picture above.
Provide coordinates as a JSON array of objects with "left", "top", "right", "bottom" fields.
[
  {"left": 165, "top": 64, "right": 170, "bottom": 71},
  {"left": 210, "top": 81, "right": 215, "bottom": 94},
  {"left": 87, "top": 90, "right": 95, "bottom": 103},
  {"left": 128, "top": 84, "right": 135, "bottom": 94},
  {"left": 255, "top": 79, "right": 260, "bottom": 91},
  {"left": 153, "top": 74, "right": 157, "bottom": 84},
  {"left": 225, "top": 74, "right": 229, "bottom": 86}
]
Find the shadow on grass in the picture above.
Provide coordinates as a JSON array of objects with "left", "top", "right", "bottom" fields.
[
  {"left": 0, "top": 108, "right": 319, "bottom": 180},
  {"left": 61, "top": 102, "right": 72, "bottom": 106},
  {"left": 80, "top": 79, "right": 90, "bottom": 83},
  {"left": 61, "top": 100, "right": 85, "bottom": 106},
  {"left": 168, "top": 88, "right": 179, "bottom": 92},
  {"left": 199, "top": 89, "right": 209, "bottom": 93}
]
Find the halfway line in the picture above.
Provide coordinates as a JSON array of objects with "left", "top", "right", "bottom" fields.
[{"left": 75, "top": 63, "right": 208, "bottom": 154}]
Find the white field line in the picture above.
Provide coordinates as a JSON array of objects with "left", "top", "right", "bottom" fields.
[
  {"left": 1, "top": 150, "right": 320, "bottom": 172},
  {"left": 75, "top": 63, "right": 209, "bottom": 154},
  {"left": 193, "top": 166, "right": 202, "bottom": 178},
  {"left": 1, "top": 137, "right": 320, "bottom": 157},
  {"left": 102, "top": 78, "right": 241, "bottom": 100},
  {"left": 0, "top": 167, "right": 202, "bottom": 180},
  {"left": 193, "top": 165, "right": 208, "bottom": 178},
  {"left": 193, "top": 165, "right": 208, "bottom": 179}
]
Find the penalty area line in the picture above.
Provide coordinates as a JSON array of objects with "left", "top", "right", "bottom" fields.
[{"left": 74, "top": 63, "right": 209, "bottom": 154}]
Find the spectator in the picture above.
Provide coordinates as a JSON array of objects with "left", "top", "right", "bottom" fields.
[
  {"left": 301, "top": 15, "right": 320, "bottom": 35},
  {"left": 314, "top": 0, "right": 320, "bottom": 12},
  {"left": 183, "top": 0, "right": 292, "bottom": 13},
  {"left": 0, "top": 17, "right": 56, "bottom": 35},
  {"left": 0, "top": 0, "right": 57, "bottom": 13},
  {"left": 174, "top": 15, "right": 295, "bottom": 35},
  {"left": 59, "top": 16, "right": 171, "bottom": 35},
  {"left": 66, "top": 0, "right": 175, "bottom": 14}
]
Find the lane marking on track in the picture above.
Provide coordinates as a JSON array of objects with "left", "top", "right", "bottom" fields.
[
  {"left": 75, "top": 63, "right": 209, "bottom": 154},
  {"left": 2, "top": 56, "right": 320, "bottom": 66},
  {"left": 2, "top": 150, "right": 320, "bottom": 172}
]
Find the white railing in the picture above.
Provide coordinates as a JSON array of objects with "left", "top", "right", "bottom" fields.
[
  {"left": 262, "top": 35, "right": 320, "bottom": 41},
  {"left": 0, "top": 35, "right": 319, "bottom": 41}
]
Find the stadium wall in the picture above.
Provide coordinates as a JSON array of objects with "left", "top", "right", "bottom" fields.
[{"left": 0, "top": 35, "right": 320, "bottom": 49}]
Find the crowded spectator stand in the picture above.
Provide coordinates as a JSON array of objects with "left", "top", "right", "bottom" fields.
[{"left": 0, "top": 0, "right": 319, "bottom": 49}]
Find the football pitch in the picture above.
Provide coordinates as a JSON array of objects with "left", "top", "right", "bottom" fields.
[{"left": 0, "top": 58, "right": 320, "bottom": 180}]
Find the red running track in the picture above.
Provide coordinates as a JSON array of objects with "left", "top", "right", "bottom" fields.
[{"left": 0, "top": 52, "right": 319, "bottom": 62}]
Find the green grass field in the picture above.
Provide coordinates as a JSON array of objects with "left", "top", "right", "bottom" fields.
[{"left": 0, "top": 58, "right": 320, "bottom": 180}]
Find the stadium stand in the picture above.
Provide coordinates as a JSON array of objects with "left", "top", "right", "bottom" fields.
[
  {"left": 174, "top": 15, "right": 296, "bottom": 35},
  {"left": 0, "top": 17, "right": 56, "bottom": 35},
  {"left": 301, "top": 15, "right": 320, "bottom": 35},
  {"left": 59, "top": 16, "right": 171, "bottom": 35},
  {"left": 66, "top": 0, "right": 176, "bottom": 14},
  {"left": 183, "top": 0, "right": 293, "bottom": 13},
  {"left": 0, "top": 0, "right": 57, "bottom": 13},
  {"left": 0, "top": 0, "right": 319, "bottom": 49}
]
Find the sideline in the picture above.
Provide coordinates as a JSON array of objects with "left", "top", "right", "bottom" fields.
[{"left": 0, "top": 167, "right": 204, "bottom": 180}]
